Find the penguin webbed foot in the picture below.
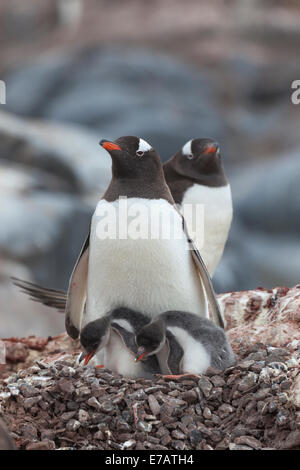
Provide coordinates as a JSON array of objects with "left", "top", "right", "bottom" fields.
[{"left": 157, "top": 373, "right": 201, "bottom": 381}]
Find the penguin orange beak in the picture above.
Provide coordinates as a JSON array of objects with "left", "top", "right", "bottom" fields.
[
  {"left": 202, "top": 143, "right": 219, "bottom": 155},
  {"left": 135, "top": 347, "right": 147, "bottom": 362},
  {"left": 83, "top": 350, "right": 96, "bottom": 366},
  {"left": 99, "top": 140, "right": 122, "bottom": 151}
]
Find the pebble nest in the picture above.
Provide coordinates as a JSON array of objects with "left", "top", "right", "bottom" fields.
[{"left": 0, "top": 342, "right": 300, "bottom": 450}]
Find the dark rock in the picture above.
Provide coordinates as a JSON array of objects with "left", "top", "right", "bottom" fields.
[
  {"left": 203, "top": 407, "right": 212, "bottom": 419},
  {"left": 281, "top": 430, "right": 300, "bottom": 450},
  {"left": 237, "top": 372, "right": 258, "bottom": 392},
  {"left": 215, "top": 437, "right": 230, "bottom": 450},
  {"left": 61, "top": 411, "right": 77, "bottom": 422},
  {"left": 21, "top": 423, "right": 38, "bottom": 440},
  {"left": 276, "top": 411, "right": 289, "bottom": 427},
  {"left": 66, "top": 419, "right": 80, "bottom": 431},
  {"left": 172, "top": 439, "right": 185, "bottom": 450},
  {"left": 198, "top": 377, "right": 212, "bottom": 398},
  {"left": 229, "top": 443, "right": 254, "bottom": 450},
  {"left": 189, "top": 429, "right": 204, "bottom": 446},
  {"left": 234, "top": 435, "right": 262, "bottom": 450},
  {"left": 171, "top": 429, "right": 186, "bottom": 440},
  {"left": 148, "top": 394, "right": 161, "bottom": 416},
  {"left": 19, "top": 384, "right": 40, "bottom": 397},
  {"left": 57, "top": 378, "right": 75, "bottom": 395},
  {"left": 26, "top": 440, "right": 56, "bottom": 450},
  {"left": 138, "top": 421, "right": 152, "bottom": 433},
  {"left": 181, "top": 390, "right": 197, "bottom": 404}
]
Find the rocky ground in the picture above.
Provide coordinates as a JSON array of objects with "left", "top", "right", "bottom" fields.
[{"left": 0, "top": 286, "right": 299, "bottom": 450}]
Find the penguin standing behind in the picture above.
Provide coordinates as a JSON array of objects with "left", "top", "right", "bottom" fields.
[
  {"left": 164, "top": 138, "right": 233, "bottom": 277},
  {"left": 79, "top": 307, "right": 160, "bottom": 378},
  {"left": 135, "top": 310, "right": 235, "bottom": 377}
]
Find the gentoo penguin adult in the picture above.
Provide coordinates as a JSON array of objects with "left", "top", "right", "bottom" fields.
[
  {"left": 79, "top": 307, "right": 160, "bottom": 378},
  {"left": 163, "top": 138, "right": 233, "bottom": 277},
  {"left": 65, "top": 135, "right": 224, "bottom": 338},
  {"left": 12, "top": 136, "right": 224, "bottom": 339},
  {"left": 135, "top": 310, "right": 235, "bottom": 377}
]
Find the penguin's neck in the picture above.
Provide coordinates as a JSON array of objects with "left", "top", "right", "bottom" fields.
[
  {"left": 164, "top": 163, "right": 194, "bottom": 205},
  {"left": 103, "top": 175, "right": 174, "bottom": 204},
  {"left": 99, "top": 326, "right": 111, "bottom": 351},
  {"left": 104, "top": 329, "right": 140, "bottom": 376},
  {"left": 164, "top": 159, "right": 228, "bottom": 197}
]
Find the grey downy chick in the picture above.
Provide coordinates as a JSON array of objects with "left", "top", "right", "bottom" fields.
[
  {"left": 80, "top": 307, "right": 160, "bottom": 378},
  {"left": 135, "top": 310, "right": 235, "bottom": 377}
]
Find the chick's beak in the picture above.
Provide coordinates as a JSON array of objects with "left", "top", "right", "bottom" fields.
[
  {"left": 135, "top": 347, "right": 147, "bottom": 362},
  {"left": 99, "top": 140, "right": 122, "bottom": 151},
  {"left": 83, "top": 350, "right": 96, "bottom": 366}
]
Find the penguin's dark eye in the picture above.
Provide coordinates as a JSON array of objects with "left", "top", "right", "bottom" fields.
[
  {"left": 186, "top": 154, "right": 193, "bottom": 160},
  {"left": 136, "top": 151, "right": 144, "bottom": 157}
]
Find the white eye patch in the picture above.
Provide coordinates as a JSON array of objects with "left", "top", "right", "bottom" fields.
[
  {"left": 138, "top": 138, "right": 152, "bottom": 153},
  {"left": 182, "top": 139, "right": 192, "bottom": 156}
]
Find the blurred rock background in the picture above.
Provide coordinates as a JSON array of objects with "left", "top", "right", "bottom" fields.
[{"left": 0, "top": 0, "right": 299, "bottom": 336}]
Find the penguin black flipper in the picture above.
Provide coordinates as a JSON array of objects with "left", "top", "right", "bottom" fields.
[
  {"left": 166, "top": 330, "right": 183, "bottom": 375},
  {"left": 181, "top": 215, "right": 225, "bottom": 329},
  {"left": 65, "top": 232, "right": 90, "bottom": 339},
  {"left": 11, "top": 277, "right": 67, "bottom": 312}
]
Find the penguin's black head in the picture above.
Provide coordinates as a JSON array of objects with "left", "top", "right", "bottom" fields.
[
  {"left": 80, "top": 316, "right": 111, "bottom": 365},
  {"left": 170, "top": 138, "right": 227, "bottom": 187},
  {"left": 100, "top": 136, "right": 163, "bottom": 180},
  {"left": 135, "top": 318, "right": 166, "bottom": 361}
]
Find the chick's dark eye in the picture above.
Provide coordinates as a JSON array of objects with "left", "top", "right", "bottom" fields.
[
  {"left": 186, "top": 154, "right": 193, "bottom": 160},
  {"left": 136, "top": 151, "right": 144, "bottom": 157}
]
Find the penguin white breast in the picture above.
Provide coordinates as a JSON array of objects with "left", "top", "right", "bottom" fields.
[
  {"left": 181, "top": 184, "right": 233, "bottom": 276},
  {"left": 167, "top": 326, "right": 211, "bottom": 374},
  {"left": 85, "top": 198, "right": 206, "bottom": 324}
]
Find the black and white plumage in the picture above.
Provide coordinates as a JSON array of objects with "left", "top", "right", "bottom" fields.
[
  {"left": 12, "top": 135, "right": 225, "bottom": 377},
  {"left": 13, "top": 137, "right": 229, "bottom": 326},
  {"left": 135, "top": 310, "right": 235, "bottom": 375},
  {"left": 164, "top": 138, "right": 233, "bottom": 277},
  {"left": 81, "top": 135, "right": 222, "bottom": 334},
  {"left": 80, "top": 307, "right": 160, "bottom": 378},
  {"left": 13, "top": 136, "right": 224, "bottom": 327}
]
